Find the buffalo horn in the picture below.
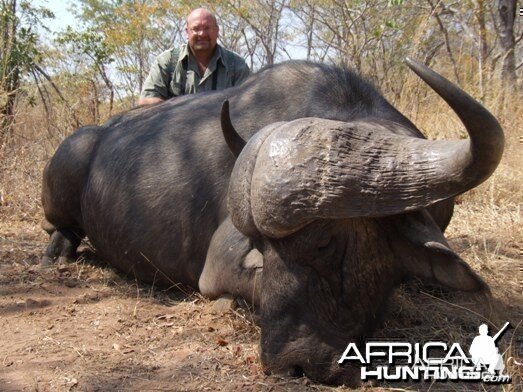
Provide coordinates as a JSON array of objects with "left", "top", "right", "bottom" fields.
[
  {"left": 238, "top": 59, "right": 504, "bottom": 238},
  {"left": 221, "top": 99, "right": 246, "bottom": 158},
  {"left": 405, "top": 57, "right": 504, "bottom": 187}
]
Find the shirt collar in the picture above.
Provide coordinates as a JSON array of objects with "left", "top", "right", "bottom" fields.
[{"left": 179, "top": 43, "right": 226, "bottom": 70}]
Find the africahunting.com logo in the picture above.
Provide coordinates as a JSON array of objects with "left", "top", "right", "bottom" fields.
[{"left": 338, "top": 322, "right": 517, "bottom": 384}]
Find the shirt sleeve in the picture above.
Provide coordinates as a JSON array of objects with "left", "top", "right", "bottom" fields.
[
  {"left": 234, "top": 61, "right": 251, "bottom": 86},
  {"left": 140, "top": 51, "right": 173, "bottom": 99}
]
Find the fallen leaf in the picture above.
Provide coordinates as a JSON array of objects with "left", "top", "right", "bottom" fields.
[
  {"left": 233, "top": 346, "right": 241, "bottom": 356},
  {"left": 250, "top": 364, "right": 260, "bottom": 375},
  {"left": 216, "top": 338, "right": 228, "bottom": 347}
]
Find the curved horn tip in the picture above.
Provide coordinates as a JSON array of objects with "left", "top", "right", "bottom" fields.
[
  {"left": 221, "top": 98, "right": 229, "bottom": 112},
  {"left": 403, "top": 56, "right": 504, "bottom": 194},
  {"left": 405, "top": 57, "right": 430, "bottom": 76},
  {"left": 220, "top": 98, "right": 246, "bottom": 158},
  {"left": 405, "top": 56, "right": 417, "bottom": 66},
  {"left": 220, "top": 99, "right": 230, "bottom": 124}
]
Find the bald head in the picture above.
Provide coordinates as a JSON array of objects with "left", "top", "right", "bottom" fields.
[
  {"left": 186, "top": 8, "right": 219, "bottom": 56},
  {"left": 187, "top": 8, "right": 217, "bottom": 26}
]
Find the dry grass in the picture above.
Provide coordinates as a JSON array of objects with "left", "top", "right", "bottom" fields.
[
  {"left": 383, "top": 73, "right": 522, "bottom": 391},
  {"left": 0, "top": 69, "right": 521, "bottom": 391}
]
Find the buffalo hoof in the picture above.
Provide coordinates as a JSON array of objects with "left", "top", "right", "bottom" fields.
[
  {"left": 41, "top": 256, "right": 54, "bottom": 266},
  {"left": 41, "top": 255, "right": 75, "bottom": 266},
  {"left": 56, "top": 256, "right": 75, "bottom": 264}
]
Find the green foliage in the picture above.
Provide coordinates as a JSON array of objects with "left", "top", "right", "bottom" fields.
[
  {"left": 1, "top": 3, "right": 42, "bottom": 83},
  {"left": 385, "top": 20, "right": 400, "bottom": 29},
  {"left": 69, "top": 0, "right": 187, "bottom": 95},
  {"left": 0, "top": 0, "right": 53, "bottom": 137},
  {"left": 2, "top": 0, "right": 519, "bottom": 133},
  {"left": 56, "top": 26, "right": 114, "bottom": 67}
]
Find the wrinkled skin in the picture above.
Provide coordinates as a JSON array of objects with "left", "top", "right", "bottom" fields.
[
  {"left": 223, "top": 119, "right": 490, "bottom": 384},
  {"left": 42, "top": 59, "right": 503, "bottom": 386},
  {"left": 254, "top": 213, "right": 484, "bottom": 385}
]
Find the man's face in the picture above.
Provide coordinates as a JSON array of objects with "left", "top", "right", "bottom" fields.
[{"left": 186, "top": 12, "right": 219, "bottom": 54}]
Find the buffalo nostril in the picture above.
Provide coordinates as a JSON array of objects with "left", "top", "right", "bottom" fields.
[{"left": 287, "top": 366, "right": 304, "bottom": 378}]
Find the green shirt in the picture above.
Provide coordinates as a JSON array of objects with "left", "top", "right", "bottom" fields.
[{"left": 140, "top": 44, "right": 250, "bottom": 99}]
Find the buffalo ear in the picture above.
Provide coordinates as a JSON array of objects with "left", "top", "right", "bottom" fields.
[
  {"left": 420, "top": 241, "right": 488, "bottom": 291},
  {"left": 393, "top": 210, "right": 488, "bottom": 292},
  {"left": 221, "top": 99, "right": 246, "bottom": 158}
]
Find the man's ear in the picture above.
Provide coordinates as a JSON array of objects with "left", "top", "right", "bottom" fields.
[{"left": 392, "top": 210, "right": 488, "bottom": 292}]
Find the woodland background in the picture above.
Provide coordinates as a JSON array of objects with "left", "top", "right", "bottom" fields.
[{"left": 1, "top": 0, "right": 521, "bottom": 139}]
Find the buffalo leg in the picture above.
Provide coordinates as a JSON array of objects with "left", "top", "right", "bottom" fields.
[
  {"left": 199, "top": 217, "right": 262, "bottom": 306},
  {"left": 42, "top": 228, "right": 84, "bottom": 266}
]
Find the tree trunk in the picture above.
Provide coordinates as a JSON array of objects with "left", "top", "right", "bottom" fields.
[
  {"left": 497, "top": 0, "right": 517, "bottom": 88},
  {"left": 427, "top": 0, "right": 461, "bottom": 85},
  {"left": 475, "top": 0, "right": 489, "bottom": 99},
  {"left": 0, "top": 0, "right": 19, "bottom": 146}
]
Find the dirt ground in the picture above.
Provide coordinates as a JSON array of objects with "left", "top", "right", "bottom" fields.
[
  {"left": 0, "top": 216, "right": 521, "bottom": 392},
  {"left": 0, "top": 221, "right": 270, "bottom": 392}
]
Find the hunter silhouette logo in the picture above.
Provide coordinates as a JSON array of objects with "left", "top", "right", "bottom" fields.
[
  {"left": 338, "top": 322, "right": 513, "bottom": 384},
  {"left": 469, "top": 322, "right": 508, "bottom": 374}
]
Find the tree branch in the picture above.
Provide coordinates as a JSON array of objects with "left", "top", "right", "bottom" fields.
[{"left": 33, "top": 64, "right": 80, "bottom": 128}]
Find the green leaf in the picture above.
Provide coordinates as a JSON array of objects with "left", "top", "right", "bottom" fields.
[{"left": 385, "top": 20, "right": 400, "bottom": 29}]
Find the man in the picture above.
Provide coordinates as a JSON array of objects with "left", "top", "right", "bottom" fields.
[
  {"left": 138, "top": 8, "right": 250, "bottom": 105},
  {"left": 469, "top": 324, "right": 505, "bottom": 374}
]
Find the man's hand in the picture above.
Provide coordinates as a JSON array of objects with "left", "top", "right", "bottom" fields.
[{"left": 138, "top": 96, "right": 165, "bottom": 106}]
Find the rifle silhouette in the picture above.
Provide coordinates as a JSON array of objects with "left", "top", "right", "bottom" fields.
[{"left": 492, "top": 322, "right": 510, "bottom": 343}]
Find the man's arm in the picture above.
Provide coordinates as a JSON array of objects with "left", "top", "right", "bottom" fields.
[
  {"left": 137, "top": 96, "right": 164, "bottom": 106},
  {"left": 138, "top": 50, "right": 174, "bottom": 106},
  {"left": 234, "top": 62, "right": 250, "bottom": 86}
]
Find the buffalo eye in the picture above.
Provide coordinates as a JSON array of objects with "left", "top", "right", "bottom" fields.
[{"left": 317, "top": 234, "right": 335, "bottom": 254}]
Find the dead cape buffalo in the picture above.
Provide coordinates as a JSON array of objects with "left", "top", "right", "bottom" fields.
[{"left": 42, "top": 58, "right": 503, "bottom": 385}]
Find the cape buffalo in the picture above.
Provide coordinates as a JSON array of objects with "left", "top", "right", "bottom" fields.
[{"left": 41, "top": 58, "right": 503, "bottom": 385}]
